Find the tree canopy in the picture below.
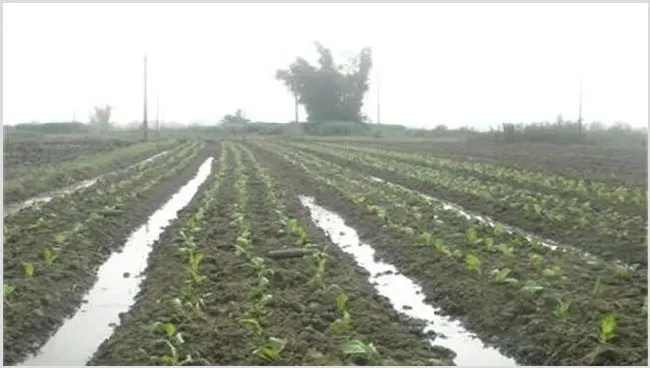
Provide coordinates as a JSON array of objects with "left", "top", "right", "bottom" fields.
[
  {"left": 89, "top": 105, "right": 112, "bottom": 132},
  {"left": 220, "top": 109, "right": 251, "bottom": 124},
  {"left": 275, "top": 42, "right": 373, "bottom": 123}
]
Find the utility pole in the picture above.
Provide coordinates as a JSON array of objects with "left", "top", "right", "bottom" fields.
[
  {"left": 376, "top": 74, "right": 381, "bottom": 125},
  {"left": 578, "top": 78, "right": 583, "bottom": 133},
  {"left": 156, "top": 95, "right": 160, "bottom": 136},
  {"left": 294, "top": 92, "right": 299, "bottom": 123},
  {"left": 143, "top": 53, "right": 149, "bottom": 141}
]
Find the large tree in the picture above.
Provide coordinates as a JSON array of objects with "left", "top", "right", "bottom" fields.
[
  {"left": 89, "top": 105, "right": 112, "bottom": 132},
  {"left": 276, "top": 42, "right": 372, "bottom": 123}
]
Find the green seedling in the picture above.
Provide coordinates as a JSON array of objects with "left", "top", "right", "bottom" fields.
[
  {"left": 311, "top": 251, "right": 328, "bottom": 289},
  {"left": 153, "top": 339, "right": 195, "bottom": 366},
  {"left": 180, "top": 282, "right": 197, "bottom": 303},
  {"left": 336, "top": 290, "right": 348, "bottom": 313},
  {"left": 253, "top": 294, "right": 273, "bottom": 317},
  {"left": 415, "top": 232, "right": 433, "bottom": 247},
  {"left": 598, "top": 314, "right": 617, "bottom": 343},
  {"left": 465, "top": 228, "right": 482, "bottom": 246},
  {"left": 23, "top": 262, "right": 35, "bottom": 278},
  {"left": 43, "top": 247, "right": 59, "bottom": 265},
  {"left": 250, "top": 256, "right": 266, "bottom": 272},
  {"left": 284, "top": 218, "right": 308, "bottom": 246},
  {"left": 152, "top": 322, "right": 178, "bottom": 338},
  {"left": 72, "top": 222, "right": 85, "bottom": 233},
  {"left": 492, "top": 224, "right": 504, "bottom": 236},
  {"left": 614, "top": 266, "right": 634, "bottom": 280},
  {"left": 489, "top": 267, "right": 519, "bottom": 285},
  {"left": 464, "top": 254, "right": 481, "bottom": 275},
  {"left": 252, "top": 276, "right": 271, "bottom": 298},
  {"left": 530, "top": 254, "right": 544, "bottom": 268},
  {"left": 236, "top": 231, "right": 253, "bottom": 252},
  {"left": 54, "top": 233, "right": 69, "bottom": 246},
  {"left": 4, "top": 283, "right": 15, "bottom": 298},
  {"left": 239, "top": 318, "right": 264, "bottom": 337},
  {"left": 254, "top": 337, "right": 287, "bottom": 363},
  {"left": 341, "top": 339, "right": 380, "bottom": 363},
  {"left": 330, "top": 310, "right": 352, "bottom": 334},
  {"left": 542, "top": 265, "right": 563, "bottom": 279},
  {"left": 553, "top": 299, "right": 572, "bottom": 319},
  {"left": 483, "top": 237, "right": 495, "bottom": 252},
  {"left": 235, "top": 244, "right": 249, "bottom": 256},
  {"left": 330, "top": 291, "right": 352, "bottom": 334},
  {"left": 28, "top": 217, "right": 47, "bottom": 230},
  {"left": 187, "top": 250, "right": 204, "bottom": 270},
  {"left": 187, "top": 267, "right": 206, "bottom": 285},
  {"left": 521, "top": 281, "right": 544, "bottom": 295},
  {"left": 496, "top": 243, "right": 515, "bottom": 258}
]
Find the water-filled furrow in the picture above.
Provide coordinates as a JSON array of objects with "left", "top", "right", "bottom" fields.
[
  {"left": 4, "top": 150, "right": 171, "bottom": 216},
  {"left": 17, "top": 157, "right": 214, "bottom": 366},
  {"left": 368, "top": 176, "right": 636, "bottom": 270},
  {"left": 299, "top": 195, "right": 517, "bottom": 367}
]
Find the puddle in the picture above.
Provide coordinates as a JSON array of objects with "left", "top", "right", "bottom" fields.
[
  {"left": 299, "top": 195, "right": 516, "bottom": 366},
  {"left": 4, "top": 150, "right": 170, "bottom": 216},
  {"left": 368, "top": 176, "right": 636, "bottom": 270},
  {"left": 18, "top": 157, "right": 214, "bottom": 366}
]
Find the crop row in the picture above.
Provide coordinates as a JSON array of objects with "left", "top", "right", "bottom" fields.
[
  {"left": 313, "top": 142, "right": 646, "bottom": 208},
  {"left": 4, "top": 141, "right": 200, "bottom": 227},
  {"left": 251, "top": 141, "right": 647, "bottom": 366},
  {"left": 4, "top": 140, "right": 178, "bottom": 204},
  {"left": 89, "top": 142, "right": 453, "bottom": 366},
  {"left": 3, "top": 138, "right": 138, "bottom": 178},
  {"left": 285, "top": 142, "right": 646, "bottom": 267},
  {"left": 2, "top": 141, "right": 209, "bottom": 366},
  {"left": 334, "top": 139, "right": 647, "bottom": 188}
]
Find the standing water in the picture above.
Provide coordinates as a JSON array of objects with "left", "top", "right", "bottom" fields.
[
  {"left": 18, "top": 157, "right": 214, "bottom": 366},
  {"left": 5, "top": 150, "right": 171, "bottom": 216},
  {"left": 368, "top": 176, "right": 636, "bottom": 270},
  {"left": 299, "top": 195, "right": 517, "bottom": 366}
]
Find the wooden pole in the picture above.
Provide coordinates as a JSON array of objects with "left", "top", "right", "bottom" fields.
[{"left": 143, "top": 53, "right": 149, "bottom": 140}]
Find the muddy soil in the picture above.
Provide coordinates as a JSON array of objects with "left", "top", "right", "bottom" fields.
[
  {"left": 247, "top": 143, "right": 648, "bottom": 366},
  {"left": 4, "top": 142, "right": 178, "bottom": 203},
  {"left": 89, "top": 145, "right": 455, "bottom": 366},
  {"left": 309, "top": 144, "right": 645, "bottom": 218},
  {"left": 296, "top": 147, "right": 647, "bottom": 268},
  {"left": 323, "top": 139, "right": 648, "bottom": 189},
  {"left": 2, "top": 146, "right": 215, "bottom": 366},
  {"left": 4, "top": 139, "right": 135, "bottom": 174}
]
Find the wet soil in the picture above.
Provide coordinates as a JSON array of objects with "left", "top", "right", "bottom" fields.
[
  {"left": 310, "top": 144, "right": 645, "bottom": 218},
  {"left": 317, "top": 139, "right": 647, "bottom": 189},
  {"left": 247, "top": 143, "right": 648, "bottom": 366},
  {"left": 4, "top": 141, "right": 178, "bottom": 204},
  {"left": 4, "top": 139, "right": 136, "bottom": 178},
  {"left": 295, "top": 147, "right": 647, "bottom": 268},
  {"left": 2, "top": 145, "right": 215, "bottom": 366},
  {"left": 89, "top": 144, "right": 455, "bottom": 366}
]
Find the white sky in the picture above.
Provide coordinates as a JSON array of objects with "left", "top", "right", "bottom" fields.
[{"left": 2, "top": 3, "right": 648, "bottom": 129}]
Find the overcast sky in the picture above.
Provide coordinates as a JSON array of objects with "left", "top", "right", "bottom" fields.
[{"left": 3, "top": 3, "right": 648, "bottom": 129}]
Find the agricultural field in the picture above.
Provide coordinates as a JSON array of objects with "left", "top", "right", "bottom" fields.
[
  {"left": 4, "top": 138, "right": 135, "bottom": 173},
  {"left": 3, "top": 138, "right": 647, "bottom": 366},
  {"left": 3, "top": 138, "right": 177, "bottom": 205},
  {"left": 313, "top": 139, "right": 648, "bottom": 188}
]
